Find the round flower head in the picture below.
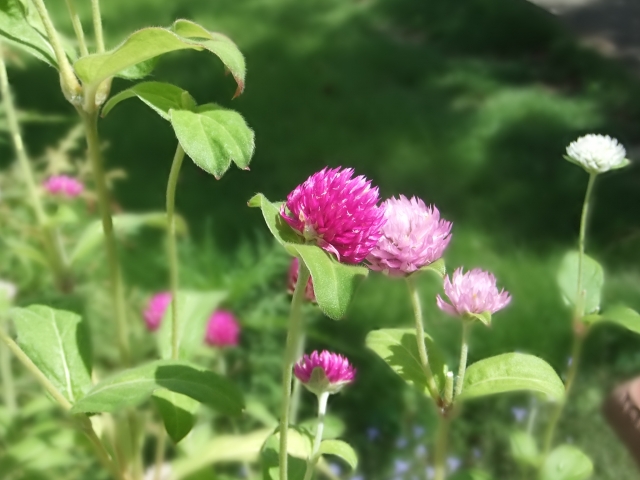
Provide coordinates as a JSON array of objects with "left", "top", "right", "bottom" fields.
[
  {"left": 280, "top": 167, "right": 385, "bottom": 264},
  {"left": 294, "top": 350, "right": 356, "bottom": 395},
  {"left": 367, "top": 195, "right": 452, "bottom": 276},
  {"left": 565, "top": 134, "right": 628, "bottom": 174},
  {"left": 288, "top": 258, "right": 316, "bottom": 302},
  {"left": 205, "top": 310, "right": 240, "bottom": 347},
  {"left": 436, "top": 268, "right": 511, "bottom": 322},
  {"left": 143, "top": 292, "right": 171, "bottom": 331},
  {"left": 43, "top": 175, "right": 84, "bottom": 197}
]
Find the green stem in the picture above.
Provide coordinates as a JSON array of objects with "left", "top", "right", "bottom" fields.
[
  {"left": 166, "top": 144, "right": 186, "bottom": 360},
  {"left": 64, "top": 0, "right": 89, "bottom": 56},
  {"left": 434, "top": 415, "right": 451, "bottom": 480},
  {"left": 576, "top": 174, "right": 597, "bottom": 317},
  {"left": 80, "top": 109, "right": 130, "bottom": 365},
  {"left": 302, "top": 392, "right": 329, "bottom": 480},
  {"left": 406, "top": 276, "right": 441, "bottom": 404},
  {"left": 290, "top": 331, "right": 307, "bottom": 424},
  {"left": 78, "top": 416, "right": 127, "bottom": 480},
  {"left": 279, "top": 261, "right": 311, "bottom": 480},
  {"left": 0, "top": 315, "right": 16, "bottom": 413},
  {"left": 454, "top": 322, "right": 470, "bottom": 398},
  {"left": 153, "top": 427, "right": 167, "bottom": 480},
  {"left": 91, "top": 0, "right": 105, "bottom": 53}
]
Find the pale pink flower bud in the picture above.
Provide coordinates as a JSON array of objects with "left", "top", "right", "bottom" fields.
[
  {"left": 288, "top": 258, "right": 316, "bottom": 302},
  {"left": 43, "top": 175, "right": 84, "bottom": 197},
  {"left": 205, "top": 310, "right": 240, "bottom": 347},
  {"left": 366, "top": 195, "right": 452, "bottom": 276},
  {"left": 280, "top": 167, "right": 385, "bottom": 264},
  {"left": 294, "top": 350, "right": 356, "bottom": 395},
  {"left": 436, "top": 268, "right": 511, "bottom": 319},
  {"left": 143, "top": 292, "right": 171, "bottom": 331}
]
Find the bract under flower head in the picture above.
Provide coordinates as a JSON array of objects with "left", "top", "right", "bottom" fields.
[
  {"left": 43, "top": 175, "right": 84, "bottom": 197},
  {"left": 288, "top": 257, "right": 316, "bottom": 302},
  {"left": 565, "top": 134, "right": 628, "bottom": 174},
  {"left": 436, "top": 268, "right": 510, "bottom": 321},
  {"left": 367, "top": 195, "right": 452, "bottom": 276},
  {"left": 205, "top": 310, "right": 240, "bottom": 347},
  {"left": 143, "top": 292, "right": 171, "bottom": 331},
  {"left": 280, "top": 167, "right": 385, "bottom": 264},
  {"left": 294, "top": 350, "right": 356, "bottom": 395}
]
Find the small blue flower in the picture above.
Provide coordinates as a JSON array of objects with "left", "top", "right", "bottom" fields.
[
  {"left": 472, "top": 447, "right": 482, "bottom": 459},
  {"left": 366, "top": 427, "right": 380, "bottom": 441},
  {"left": 414, "top": 444, "right": 427, "bottom": 457},
  {"left": 395, "top": 437, "right": 408, "bottom": 449},
  {"left": 412, "top": 425, "right": 425, "bottom": 438},
  {"left": 511, "top": 407, "right": 527, "bottom": 423},
  {"left": 394, "top": 459, "right": 411, "bottom": 475},
  {"left": 447, "top": 457, "right": 462, "bottom": 472},
  {"left": 328, "top": 462, "right": 343, "bottom": 476},
  {"left": 426, "top": 467, "right": 435, "bottom": 480}
]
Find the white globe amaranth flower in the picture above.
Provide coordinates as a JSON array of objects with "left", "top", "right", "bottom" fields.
[
  {"left": 0, "top": 280, "right": 17, "bottom": 302},
  {"left": 565, "top": 134, "right": 629, "bottom": 174}
]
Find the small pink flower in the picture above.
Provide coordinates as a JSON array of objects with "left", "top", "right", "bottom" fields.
[
  {"left": 43, "top": 175, "right": 84, "bottom": 197},
  {"left": 288, "top": 258, "right": 316, "bottom": 302},
  {"left": 205, "top": 310, "right": 240, "bottom": 347},
  {"left": 280, "top": 167, "right": 385, "bottom": 264},
  {"left": 436, "top": 268, "right": 511, "bottom": 318},
  {"left": 294, "top": 350, "right": 356, "bottom": 394},
  {"left": 367, "top": 195, "right": 452, "bottom": 276},
  {"left": 144, "top": 292, "right": 171, "bottom": 331}
]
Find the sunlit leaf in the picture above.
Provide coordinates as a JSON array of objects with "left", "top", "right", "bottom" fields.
[
  {"left": 586, "top": 305, "right": 640, "bottom": 335},
  {"left": 247, "top": 193, "right": 303, "bottom": 250},
  {"left": 102, "top": 81, "right": 196, "bottom": 120},
  {"left": 318, "top": 439, "right": 357, "bottom": 470},
  {"left": 0, "top": 0, "right": 57, "bottom": 66},
  {"left": 152, "top": 389, "right": 199, "bottom": 444},
  {"left": 509, "top": 431, "right": 539, "bottom": 468},
  {"left": 260, "top": 428, "right": 312, "bottom": 480},
  {"left": 557, "top": 251, "right": 604, "bottom": 315},
  {"left": 539, "top": 445, "right": 593, "bottom": 480}
]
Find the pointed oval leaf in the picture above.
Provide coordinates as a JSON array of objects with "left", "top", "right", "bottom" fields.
[
  {"left": 509, "top": 431, "right": 539, "bottom": 468},
  {"left": 170, "top": 107, "right": 255, "bottom": 179},
  {"left": 557, "top": 251, "right": 604, "bottom": 315},
  {"left": 70, "top": 360, "right": 244, "bottom": 416},
  {"left": 0, "top": 0, "right": 57, "bottom": 66},
  {"left": 539, "top": 444, "right": 593, "bottom": 480},
  {"left": 461, "top": 353, "right": 565, "bottom": 402},
  {"left": 102, "top": 82, "right": 196, "bottom": 120},
  {"left": 260, "top": 428, "right": 313, "bottom": 480},
  {"left": 156, "top": 290, "right": 227, "bottom": 360},
  {"left": 318, "top": 439, "right": 357, "bottom": 470},
  {"left": 418, "top": 258, "right": 446, "bottom": 278},
  {"left": 247, "top": 194, "right": 303, "bottom": 248},
  {"left": 10, "top": 305, "right": 92, "bottom": 403},
  {"left": 152, "top": 389, "right": 199, "bottom": 444},
  {"left": 591, "top": 306, "right": 640, "bottom": 335},
  {"left": 366, "top": 328, "right": 446, "bottom": 395}
]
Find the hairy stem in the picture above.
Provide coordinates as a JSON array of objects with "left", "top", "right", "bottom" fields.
[
  {"left": 279, "top": 261, "right": 311, "bottom": 480},
  {"left": 302, "top": 392, "right": 329, "bottom": 480},
  {"left": 454, "top": 321, "right": 470, "bottom": 398},
  {"left": 91, "top": 0, "right": 105, "bottom": 53},
  {"left": 64, "top": 0, "right": 89, "bottom": 56},
  {"left": 290, "top": 331, "right": 307, "bottom": 424},
  {"left": 576, "top": 173, "right": 597, "bottom": 317},
  {"left": 434, "top": 415, "right": 451, "bottom": 480},
  {"left": 166, "top": 144, "right": 186, "bottom": 360}
]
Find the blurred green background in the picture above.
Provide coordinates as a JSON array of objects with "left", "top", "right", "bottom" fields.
[{"left": 3, "top": 0, "right": 640, "bottom": 478}]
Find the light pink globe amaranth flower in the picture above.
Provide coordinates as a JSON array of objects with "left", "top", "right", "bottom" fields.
[
  {"left": 280, "top": 167, "right": 386, "bottom": 264},
  {"left": 43, "top": 175, "right": 84, "bottom": 197},
  {"left": 288, "top": 257, "right": 316, "bottom": 302},
  {"left": 294, "top": 350, "right": 356, "bottom": 395},
  {"left": 205, "top": 310, "right": 240, "bottom": 347},
  {"left": 367, "top": 195, "right": 452, "bottom": 276},
  {"left": 436, "top": 268, "right": 511, "bottom": 319},
  {"left": 144, "top": 292, "right": 171, "bottom": 331}
]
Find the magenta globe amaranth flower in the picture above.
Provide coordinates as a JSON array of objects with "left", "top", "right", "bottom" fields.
[
  {"left": 205, "top": 310, "right": 240, "bottom": 347},
  {"left": 288, "top": 258, "right": 316, "bottom": 302},
  {"left": 294, "top": 350, "right": 356, "bottom": 395},
  {"left": 43, "top": 175, "right": 84, "bottom": 197},
  {"left": 367, "top": 195, "right": 452, "bottom": 276},
  {"left": 436, "top": 268, "right": 511, "bottom": 323},
  {"left": 143, "top": 292, "right": 171, "bottom": 331},
  {"left": 280, "top": 167, "right": 385, "bottom": 264}
]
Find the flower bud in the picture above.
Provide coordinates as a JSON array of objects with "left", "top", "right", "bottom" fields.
[
  {"left": 288, "top": 258, "right": 315, "bottom": 302},
  {"left": 205, "top": 310, "right": 240, "bottom": 347},
  {"left": 143, "top": 292, "right": 171, "bottom": 331},
  {"left": 43, "top": 175, "right": 84, "bottom": 197}
]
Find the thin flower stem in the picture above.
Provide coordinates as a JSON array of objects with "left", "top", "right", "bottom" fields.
[
  {"left": 279, "top": 261, "right": 311, "bottom": 480},
  {"left": 78, "top": 416, "right": 127, "bottom": 480},
  {"left": 576, "top": 173, "right": 597, "bottom": 317},
  {"left": 302, "top": 392, "right": 329, "bottom": 480},
  {"left": 406, "top": 276, "right": 441, "bottom": 404},
  {"left": 153, "top": 427, "right": 167, "bottom": 480},
  {"left": 80, "top": 110, "right": 130, "bottom": 365},
  {"left": 433, "top": 415, "right": 451, "bottom": 480},
  {"left": 0, "top": 315, "right": 16, "bottom": 413},
  {"left": 166, "top": 144, "right": 186, "bottom": 360},
  {"left": 64, "top": 0, "right": 89, "bottom": 56},
  {"left": 91, "top": 0, "right": 105, "bottom": 53},
  {"left": 454, "top": 321, "right": 470, "bottom": 398},
  {"left": 290, "top": 331, "right": 307, "bottom": 424}
]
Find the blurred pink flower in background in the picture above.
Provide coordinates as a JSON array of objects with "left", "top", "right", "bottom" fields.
[
  {"left": 205, "top": 310, "right": 240, "bottom": 347},
  {"left": 437, "top": 268, "right": 511, "bottom": 317},
  {"left": 367, "top": 195, "right": 452, "bottom": 276},
  {"left": 280, "top": 167, "right": 385, "bottom": 264},
  {"left": 288, "top": 257, "right": 316, "bottom": 302},
  {"left": 43, "top": 175, "right": 84, "bottom": 197},
  {"left": 294, "top": 350, "right": 356, "bottom": 393},
  {"left": 143, "top": 292, "right": 171, "bottom": 331}
]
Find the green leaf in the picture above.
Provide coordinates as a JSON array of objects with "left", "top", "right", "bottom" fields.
[
  {"left": 461, "top": 353, "right": 565, "bottom": 402},
  {"left": 366, "top": 328, "right": 446, "bottom": 396},
  {"left": 170, "top": 106, "right": 255, "bottom": 179},
  {"left": 102, "top": 82, "right": 196, "bottom": 120},
  {"left": 469, "top": 311, "right": 492, "bottom": 326},
  {"left": 0, "top": 0, "right": 57, "bottom": 66},
  {"left": 152, "top": 389, "right": 199, "bottom": 444},
  {"left": 318, "top": 439, "right": 357, "bottom": 470},
  {"left": 539, "top": 445, "right": 593, "bottom": 480},
  {"left": 418, "top": 258, "right": 446, "bottom": 278},
  {"left": 510, "top": 431, "right": 539, "bottom": 468},
  {"left": 588, "top": 305, "right": 640, "bottom": 335},
  {"left": 156, "top": 290, "right": 227, "bottom": 360},
  {"left": 70, "top": 360, "right": 244, "bottom": 416},
  {"left": 450, "top": 471, "right": 495, "bottom": 480},
  {"left": 116, "top": 57, "right": 158, "bottom": 80},
  {"left": 10, "top": 305, "right": 92, "bottom": 403},
  {"left": 247, "top": 193, "right": 303, "bottom": 249},
  {"left": 300, "top": 414, "right": 345, "bottom": 440},
  {"left": 260, "top": 428, "right": 312, "bottom": 480},
  {"left": 74, "top": 21, "right": 245, "bottom": 94},
  {"left": 557, "top": 251, "right": 604, "bottom": 314}
]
